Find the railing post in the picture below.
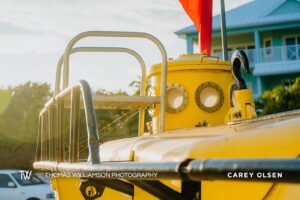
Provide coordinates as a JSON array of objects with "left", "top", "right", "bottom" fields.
[
  {"left": 254, "top": 31, "right": 261, "bottom": 64},
  {"left": 40, "top": 114, "right": 44, "bottom": 161},
  {"left": 69, "top": 87, "right": 80, "bottom": 163},
  {"left": 43, "top": 112, "right": 48, "bottom": 160},
  {"left": 48, "top": 108, "right": 53, "bottom": 161},
  {"left": 35, "top": 116, "right": 42, "bottom": 162},
  {"left": 38, "top": 80, "right": 99, "bottom": 164},
  {"left": 50, "top": 105, "right": 57, "bottom": 161},
  {"left": 57, "top": 99, "right": 65, "bottom": 162}
]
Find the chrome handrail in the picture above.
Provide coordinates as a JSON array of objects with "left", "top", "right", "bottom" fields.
[
  {"left": 55, "top": 47, "right": 147, "bottom": 135},
  {"left": 62, "top": 31, "right": 167, "bottom": 132},
  {"left": 37, "top": 80, "right": 100, "bottom": 164}
]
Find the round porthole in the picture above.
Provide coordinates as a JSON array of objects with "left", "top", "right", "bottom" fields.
[
  {"left": 195, "top": 82, "right": 224, "bottom": 113},
  {"left": 166, "top": 83, "right": 188, "bottom": 114}
]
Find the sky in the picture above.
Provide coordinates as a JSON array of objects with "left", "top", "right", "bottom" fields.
[{"left": 0, "top": 0, "right": 252, "bottom": 94}]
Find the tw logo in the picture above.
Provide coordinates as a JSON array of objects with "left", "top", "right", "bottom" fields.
[{"left": 19, "top": 170, "right": 32, "bottom": 180}]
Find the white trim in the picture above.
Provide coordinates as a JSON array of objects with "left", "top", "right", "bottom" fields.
[{"left": 283, "top": 34, "right": 300, "bottom": 45}]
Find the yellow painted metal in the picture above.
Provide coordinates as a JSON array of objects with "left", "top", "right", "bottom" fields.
[
  {"left": 148, "top": 54, "right": 233, "bottom": 132},
  {"left": 225, "top": 89, "right": 257, "bottom": 122},
  {"left": 51, "top": 177, "right": 131, "bottom": 200},
  {"left": 45, "top": 53, "right": 300, "bottom": 200},
  {"left": 112, "top": 115, "right": 300, "bottom": 199},
  {"left": 51, "top": 114, "right": 300, "bottom": 199}
]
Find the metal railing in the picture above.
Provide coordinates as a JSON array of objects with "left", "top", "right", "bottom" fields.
[
  {"left": 213, "top": 45, "right": 300, "bottom": 65},
  {"left": 213, "top": 49, "right": 255, "bottom": 65},
  {"left": 35, "top": 31, "right": 169, "bottom": 167},
  {"left": 259, "top": 45, "right": 300, "bottom": 63},
  {"left": 55, "top": 47, "right": 147, "bottom": 135},
  {"left": 61, "top": 31, "right": 168, "bottom": 132},
  {"left": 36, "top": 80, "right": 100, "bottom": 164}
]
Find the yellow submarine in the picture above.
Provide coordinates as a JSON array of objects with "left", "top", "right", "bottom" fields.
[{"left": 33, "top": 30, "right": 300, "bottom": 200}]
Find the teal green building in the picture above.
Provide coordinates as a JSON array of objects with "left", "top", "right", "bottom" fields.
[{"left": 175, "top": 0, "right": 300, "bottom": 98}]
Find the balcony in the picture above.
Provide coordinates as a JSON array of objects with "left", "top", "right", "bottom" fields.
[
  {"left": 259, "top": 45, "right": 300, "bottom": 63},
  {"left": 213, "top": 49, "right": 255, "bottom": 65},
  {"left": 213, "top": 45, "right": 300, "bottom": 65}
]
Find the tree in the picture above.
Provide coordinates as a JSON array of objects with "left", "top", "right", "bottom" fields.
[
  {"left": 0, "top": 87, "right": 12, "bottom": 115},
  {"left": 0, "top": 82, "right": 51, "bottom": 169},
  {"left": 0, "top": 82, "right": 51, "bottom": 141},
  {"left": 259, "top": 77, "right": 300, "bottom": 115}
]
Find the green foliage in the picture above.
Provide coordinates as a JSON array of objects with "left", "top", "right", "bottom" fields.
[
  {"left": 0, "top": 88, "right": 12, "bottom": 115},
  {"left": 129, "top": 78, "right": 141, "bottom": 96},
  {"left": 259, "top": 77, "right": 300, "bottom": 115},
  {"left": 0, "top": 82, "right": 51, "bottom": 141},
  {"left": 0, "top": 82, "right": 51, "bottom": 169},
  {"left": 0, "top": 79, "right": 141, "bottom": 169},
  {"left": 0, "top": 134, "right": 35, "bottom": 169},
  {"left": 92, "top": 87, "right": 139, "bottom": 143}
]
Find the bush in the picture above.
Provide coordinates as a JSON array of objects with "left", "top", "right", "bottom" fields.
[{"left": 259, "top": 77, "right": 300, "bottom": 115}]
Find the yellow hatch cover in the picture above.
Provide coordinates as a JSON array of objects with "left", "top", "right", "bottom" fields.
[{"left": 149, "top": 54, "right": 231, "bottom": 76}]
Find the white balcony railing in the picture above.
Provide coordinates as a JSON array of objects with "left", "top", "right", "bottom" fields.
[
  {"left": 213, "top": 49, "right": 255, "bottom": 65},
  {"left": 212, "top": 45, "right": 300, "bottom": 65},
  {"left": 259, "top": 45, "right": 300, "bottom": 63}
]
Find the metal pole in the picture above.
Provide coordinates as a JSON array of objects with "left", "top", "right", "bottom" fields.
[{"left": 220, "top": 0, "right": 228, "bottom": 61}]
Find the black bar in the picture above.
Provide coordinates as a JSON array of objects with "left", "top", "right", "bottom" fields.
[
  {"left": 182, "top": 181, "right": 200, "bottom": 200},
  {"left": 130, "top": 180, "right": 186, "bottom": 200},
  {"left": 54, "top": 161, "right": 182, "bottom": 180},
  {"left": 187, "top": 159, "right": 300, "bottom": 183},
  {"left": 89, "top": 179, "right": 133, "bottom": 196},
  {"left": 35, "top": 158, "right": 300, "bottom": 183}
]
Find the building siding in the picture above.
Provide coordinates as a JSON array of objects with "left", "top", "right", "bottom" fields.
[{"left": 177, "top": 0, "right": 300, "bottom": 98}]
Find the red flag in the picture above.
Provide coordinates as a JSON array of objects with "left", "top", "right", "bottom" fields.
[{"left": 179, "top": 0, "right": 213, "bottom": 55}]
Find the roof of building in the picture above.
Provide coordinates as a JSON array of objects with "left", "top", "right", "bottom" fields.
[{"left": 176, "top": 0, "right": 300, "bottom": 35}]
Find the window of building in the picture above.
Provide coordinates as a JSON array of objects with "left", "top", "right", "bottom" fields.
[
  {"left": 284, "top": 35, "right": 300, "bottom": 60},
  {"left": 263, "top": 39, "right": 272, "bottom": 57}
]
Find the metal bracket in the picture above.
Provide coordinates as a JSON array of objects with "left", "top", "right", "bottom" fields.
[
  {"left": 231, "top": 50, "right": 250, "bottom": 90},
  {"left": 79, "top": 179, "right": 105, "bottom": 200}
]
